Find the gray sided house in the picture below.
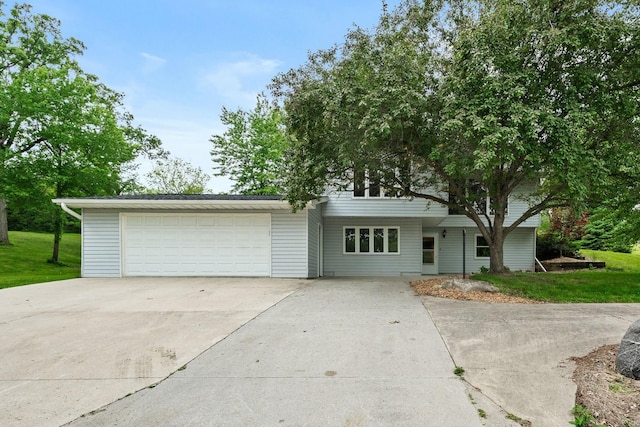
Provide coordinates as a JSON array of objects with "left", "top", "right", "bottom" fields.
[{"left": 54, "top": 188, "right": 539, "bottom": 278}]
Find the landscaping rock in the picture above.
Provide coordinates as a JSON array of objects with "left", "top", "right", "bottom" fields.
[
  {"left": 438, "top": 278, "right": 499, "bottom": 293},
  {"left": 616, "top": 319, "right": 640, "bottom": 380}
]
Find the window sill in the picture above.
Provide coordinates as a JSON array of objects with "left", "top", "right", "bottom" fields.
[{"left": 343, "top": 252, "right": 401, "bottom": 256}]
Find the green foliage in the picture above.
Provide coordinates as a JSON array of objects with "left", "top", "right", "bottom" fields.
[
  {"left": 272, "top": 0, "right": 640, "bottom": 273},
  {"left": 210, "top": 93, "right": 287, "bottom": 195},
  {"left": 0, "top": 2, "right": 164, "bottom": 244},
  {"left": 0, "top": 231, "right": 80, "bottom": 289},
  {"left": 454, "top": 366, "right": 465, "bottom": 377},
  {"left": 537, "top": 209, "right": 588, "bottom": 259},
  {"left": 570, "top": 405, "right": 604, "bottom": 427},
  {"left": 578, "top": 208, "right": 636, "bottom": 253},
  {"left": 506, "top": 413, "right": 525, "bottom": 423},
  {"left": 145, "top": 157, "right": 210, "bottom": 194},
  {"left": 538, "top": 207, "right": 639, "bottom": 258}
]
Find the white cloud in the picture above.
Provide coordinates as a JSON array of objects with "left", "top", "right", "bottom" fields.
[
  {"left": 200, "top": 53, "right": 281, "bottom": 108},
  {"left": 135, "top": 113, "right": 233, "bottom": 193},
  {"left": 140, "top": 52, "right": 167, "bottom": 74}
]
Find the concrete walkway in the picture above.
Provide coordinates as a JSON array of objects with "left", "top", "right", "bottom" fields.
[
  {"left": 0, "top": 277, "right": 306, "bottom": 427},
  {"left": 68, "top": 278, "right": 485, "bottom": 426},
  {"left": 423, "top": 298, "right": 640, "bottom": 427}
]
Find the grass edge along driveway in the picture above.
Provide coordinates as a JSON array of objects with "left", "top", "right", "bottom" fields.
[{"left": 475, "top": 250, "right": 640, "bottom": 303}]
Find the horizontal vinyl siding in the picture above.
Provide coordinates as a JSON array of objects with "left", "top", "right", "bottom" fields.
[
  {"left": 503, "top": 228, "right": 536, "bottom": 272},
  {"left": 438, "top": 227, "right": 536, "bottom": 274},
  {"left": 324, "top": 217, "right": 422, "bottom": 276},
  {"left": 307, "top": 206, "right": 322, "bottom": 278},
  {"left": 271, "top": 210, "right": 309, "bottom": 278},
  {"left": 82, "top": 209, "right": 121, "bottom": 278},
  {"left": 323, "top": 192, "right": 448, "bottom": 218}
]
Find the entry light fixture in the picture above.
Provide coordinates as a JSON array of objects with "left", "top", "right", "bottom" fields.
[{"left": 442, "top": 229, "right": 447, "bottom": 239}]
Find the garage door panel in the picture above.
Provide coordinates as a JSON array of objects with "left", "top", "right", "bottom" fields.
[{"left": 123, "top": 214, "right": 271, "bottom": 277}]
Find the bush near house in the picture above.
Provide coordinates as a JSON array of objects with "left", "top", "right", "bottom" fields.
[
  {"left": 0, "top": 231, "right": 80, "bottom": 289},
  {"left": 537, "top": 208, "right": 638, "bottom": 260}
]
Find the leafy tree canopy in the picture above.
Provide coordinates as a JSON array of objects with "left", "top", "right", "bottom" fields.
[
  {"left": 145, "top": 156, "right": 210, "bottom": 194},
  {"left": 0, "top": 2, "right": 165, "bottom": 246},
  {"left": 210, "top": 93, "right": 287, "bottom": 195},
  {"left": 271, "top": 0, "right": 640, "bottom": 272}
]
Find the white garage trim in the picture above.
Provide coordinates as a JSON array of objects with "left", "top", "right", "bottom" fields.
[{"left": 120, "top": 213, "right": 271, "bottom": 277}]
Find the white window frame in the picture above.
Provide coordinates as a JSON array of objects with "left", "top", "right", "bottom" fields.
[
  {"left": 475, "top": 234, "right": 490, "bottom": 259},
  {"left": 343, "top": 226, "right": 400, "bottom": 254}
]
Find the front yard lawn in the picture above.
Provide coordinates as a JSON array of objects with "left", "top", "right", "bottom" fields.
[
  {"left": 473, "top": 270, "right": 640, "bottom": 303},
  {"left": 0, "top": 231, "right": 81, "bottom": 289},
  {"left": 473, "top": 250, "right": 640, "bottom": 303}
]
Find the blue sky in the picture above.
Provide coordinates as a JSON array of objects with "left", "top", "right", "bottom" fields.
[{"left": 30, "top": 0, "right": 403, "bottom": 192}]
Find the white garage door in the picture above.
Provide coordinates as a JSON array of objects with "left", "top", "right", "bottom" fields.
[{"left": 122, "top": 213, "right": 271, "bottom": 277}]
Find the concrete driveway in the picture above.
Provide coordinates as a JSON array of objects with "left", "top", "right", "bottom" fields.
[
  {"left": 423, "top": 298, "right": 640, "bottom": 427},
  {"left": 65, "top": 277, "right": 488, "bottom": 427},
  {"left": 0, "top": 277, "right": 307, "bottom": 427}
]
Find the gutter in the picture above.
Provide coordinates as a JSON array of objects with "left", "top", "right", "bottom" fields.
[{"left": 60, "top": 202, "right": 82, "bottom": 221}]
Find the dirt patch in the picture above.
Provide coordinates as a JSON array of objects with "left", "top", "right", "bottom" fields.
[
  {"left": 571, "top": 345, "right": 640, "bottom": 427},
  {"left": 410, "top": 276, "right": 543, "bottom": 304}
]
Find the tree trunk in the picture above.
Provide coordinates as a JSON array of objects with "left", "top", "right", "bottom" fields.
[
  {"left": 50, "top": 174, "right": 64, "bottom": 263},
  {"left": 0, "top": 198, "right": 9, "bottom": 245},
  {"left": 488, "top": 206, "right": 507, "bottom": 273},
  {"left": 489, "top": 239, "right": 506, "bottom": 273},
  {"left": 50, "top": 203, "right": 63, "bottom": 263}
]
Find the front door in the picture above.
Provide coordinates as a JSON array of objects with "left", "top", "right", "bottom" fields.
[{"left": 422, "top": 233, "right": 438, "bottom": 275}]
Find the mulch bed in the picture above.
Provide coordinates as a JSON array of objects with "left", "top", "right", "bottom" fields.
[
  {"left": 571, "top": 345, "right": 640, "bottom": 427},
  {"left": 410, "top": 276, "right": 543, "bottom": 304}
]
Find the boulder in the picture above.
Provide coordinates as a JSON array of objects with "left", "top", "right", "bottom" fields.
[
  {"left": 616, "top": 319, "right": 640, "bottom": 380},
  {"left": 438, "top": 279, "right": 499, "bottom": 293}
]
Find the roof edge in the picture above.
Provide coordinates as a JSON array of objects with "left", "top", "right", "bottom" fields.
[{"left": 52, "top": 197, "right": 327, "bottom": 210}]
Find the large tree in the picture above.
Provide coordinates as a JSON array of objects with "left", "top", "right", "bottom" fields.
[
  {"left": 0, "top": 2, "right": 163, "bottom": 247},
  {"left": 272, "top": 0, "right": 640, "bottom": 273},
  {"left": 145, "top": 156, "right": 210, "bottom": 194},
  {"left": 210, "top": 93, "right": 287, "bottom": 195}
]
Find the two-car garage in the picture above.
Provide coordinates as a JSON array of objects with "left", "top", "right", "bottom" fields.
[
  {"left": 122, "top": 213, "right": 271, "bottom": 277},
  {"left": 52, "top": 195, "right": 323, "bottom": 279}
]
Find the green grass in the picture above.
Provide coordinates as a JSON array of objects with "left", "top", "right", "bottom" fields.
[
  {"left": 580, "top": 249, "right": 640, "bottom": 273},
  {"left": 0, "top": 231, "right": 81, "bottom": 289},
  {"left": 474, "top": 250, "right": 640, "bottom": 303}
]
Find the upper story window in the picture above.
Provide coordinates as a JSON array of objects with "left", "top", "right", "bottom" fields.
[
  {"left": 448, "top": 180, "right": 508, "bottom": 216},
  {"left": 353, "top": 168, "right": 384, "bottom": 198}
]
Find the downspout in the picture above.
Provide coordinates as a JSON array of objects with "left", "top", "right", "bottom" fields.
[{"left": 60, "top": 203, "right": 82, "bottom": 221}]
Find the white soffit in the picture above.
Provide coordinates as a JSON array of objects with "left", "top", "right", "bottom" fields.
[{"left": 51, "top": 198, "right": 325, "bottom": 210}]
